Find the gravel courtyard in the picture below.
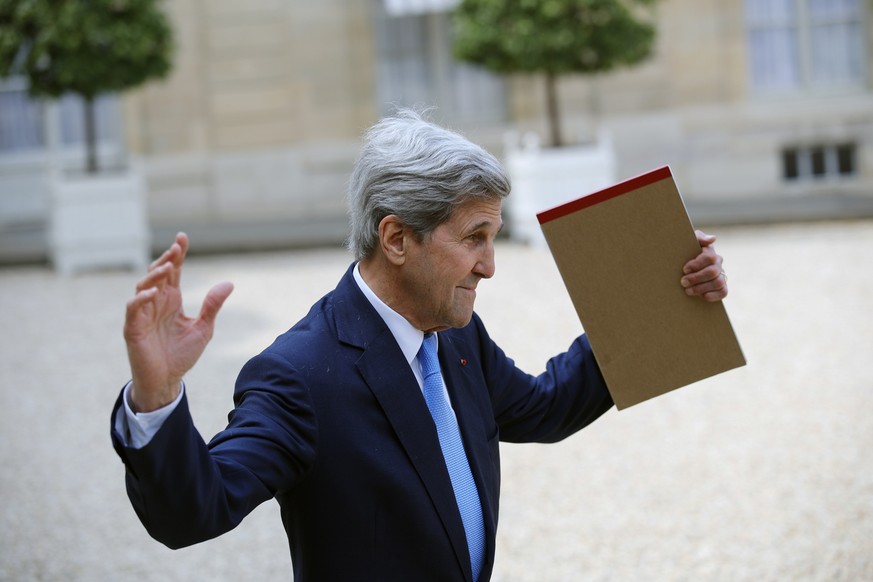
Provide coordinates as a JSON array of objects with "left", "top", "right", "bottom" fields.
[{"left": 1, "top": 220, "right": 871, "bottom": 581}]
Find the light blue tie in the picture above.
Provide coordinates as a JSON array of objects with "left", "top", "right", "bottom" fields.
[{"left": 418, "top": 333, "right": 485, "bottom": 582}]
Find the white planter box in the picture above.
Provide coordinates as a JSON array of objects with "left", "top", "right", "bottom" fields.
[
  {"left": 505, "top": 132, "right": 617, "bottom": 246},
  {"left": 49, "top": 165, "right": 150, "bottom": 274}
]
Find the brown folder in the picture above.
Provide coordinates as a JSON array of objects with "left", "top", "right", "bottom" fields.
[{"left": 537, "top": 166, "right": 746, "bottom": 409}]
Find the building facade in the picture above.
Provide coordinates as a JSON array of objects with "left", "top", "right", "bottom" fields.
[{"left": 1, "top": 0, "right": 871, "bottom": 262}]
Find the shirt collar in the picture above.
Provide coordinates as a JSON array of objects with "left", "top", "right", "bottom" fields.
[{"left": 353, "top": 262, "right": 430, "bottom": 369}]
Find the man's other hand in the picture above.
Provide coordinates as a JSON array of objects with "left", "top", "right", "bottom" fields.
[{"left": 680, "top": 230, "right": 728, "bottom": 302}]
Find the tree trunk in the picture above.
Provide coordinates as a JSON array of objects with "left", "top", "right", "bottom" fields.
[
  {"left": 84, "top": 95, "right": 98, "bottom": 173},
  {"left": 544, "top": 71, "right": 563, "bottom": 148}
]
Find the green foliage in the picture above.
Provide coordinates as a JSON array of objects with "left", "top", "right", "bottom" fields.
[
  {"left": 0, "top": 0, "right": 174, "bottom": 171},
  {"left": 453, "top": 0, "right": 657, "bottom": 146},
  {"left": 0, "top": 0, "right": 173, "bottom": 99},
  {"left": 453, "top": 0, "right": 655, "bottom": 76}
]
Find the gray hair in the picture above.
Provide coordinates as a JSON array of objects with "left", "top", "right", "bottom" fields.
[{"left": 346, "top": 109, "right": 511, "bottom": 260}]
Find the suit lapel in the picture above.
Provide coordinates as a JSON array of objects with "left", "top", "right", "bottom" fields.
[{"left": 333, "top": 267, "right": 474, "bottom": 582}]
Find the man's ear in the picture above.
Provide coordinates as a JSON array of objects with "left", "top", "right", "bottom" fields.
[{"left": 377, "top": 215, "right": 408, "bottom": 266}]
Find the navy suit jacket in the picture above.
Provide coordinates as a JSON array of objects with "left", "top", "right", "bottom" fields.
[{"left": 111, "top": 264, "right": 613, "bottom": 581}]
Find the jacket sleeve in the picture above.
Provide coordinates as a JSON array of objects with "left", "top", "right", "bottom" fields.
[
  {"left": 109, "top": 351, "right": 318, "bottom": 549},
  {"left": 470, "top": 313, "right": 614, "bottom": 443}
]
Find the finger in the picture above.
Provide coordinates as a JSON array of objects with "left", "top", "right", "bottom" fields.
[
  {"left": 168, "top": 233, "right": 189, "bottom": 289},
  {"left": 682, "top": 249, "right": 723, "bottom": 284},
  {"left": 683, "top": 231, "right": 719, "bottom": 275},
  {"left": 684, "top": 270, "right": 727, "bottom": 298},
  {"left": 124, "top": 287, "right": 158, "bottom": 337},
  {"left": 136, "top": 262, "right": 173, "bottom": 293},
  {"left": 149, "top": 239, "right": 181, "bottom": 273},
  {"left": 682, "top": 245, "right": 719, "bottom": 274},
  {"left": 699, "top": 274, "right": 729, "bottom": 301},
  {"left": 127, "top": 286, "right": 159, "bottom": 315},
  {"left": 175, "top": 232, "right": 189, "bottom": 256},
  {"left": 702, "top": 287, "right": 728, "bottom": 302},
  {"left": 198, "top": 281, "right": 234, "bottom": 329},
  {"left": 681, "top": 262, "right": 723, "bottom": 290},
  {"left": 695, "top": 229, "right": 717, "bottom": 248}
]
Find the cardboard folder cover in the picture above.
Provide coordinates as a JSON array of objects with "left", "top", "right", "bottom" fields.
[{"left": 537, "top": 166, "right": 746, "bottom": 410}]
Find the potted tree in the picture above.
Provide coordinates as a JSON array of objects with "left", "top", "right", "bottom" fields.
[
  {"left": 0, "top": 0, "right": 173, "bottom": 273},
  {"left": 452, "top": 0, "right": 656, "bottom": 244}
]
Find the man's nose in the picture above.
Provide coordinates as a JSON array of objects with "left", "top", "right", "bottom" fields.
[{"left": 475, "top": 243, "right": 496, "bottom": 279}]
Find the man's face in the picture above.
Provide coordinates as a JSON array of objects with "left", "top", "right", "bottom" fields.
[{"left": 400, "top": 197, "right": 503, "bottom": 333}]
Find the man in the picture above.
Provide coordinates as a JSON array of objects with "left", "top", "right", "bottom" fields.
[{"left": 112, "top": 110, "right": 728, "bottom": 581}]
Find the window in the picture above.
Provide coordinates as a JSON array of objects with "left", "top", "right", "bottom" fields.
[
  {"left": 0, "top": 81, "right": 46, "bottom": 153},
  {"left": 0, "top": 78, "right": 121, "bottom": 160},
  {"left": 373, "top": 8, "right": 506, "bottom": 125},
  {"left": 745, "top": 0, "right": 866, "bottom": 92},
  {"left": 782, "top": 142, "right": 857, "bottom": 180}
]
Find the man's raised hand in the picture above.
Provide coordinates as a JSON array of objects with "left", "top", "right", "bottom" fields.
[{"left": 123, "top": 233, "right": 233, "bottom": 412}]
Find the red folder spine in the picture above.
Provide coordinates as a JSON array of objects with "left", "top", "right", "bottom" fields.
[{"left": 537, "top": 166, "right": 673, "bottom": 224}]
